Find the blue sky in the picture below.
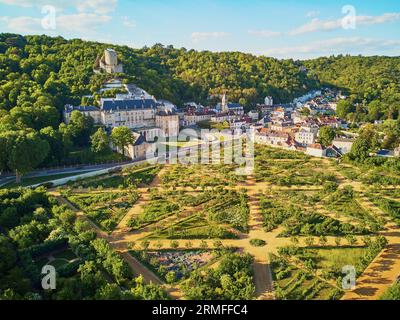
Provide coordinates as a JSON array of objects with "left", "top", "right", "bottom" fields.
[{"left": 0, "top": 0, "right": 399, "bottom": 59}]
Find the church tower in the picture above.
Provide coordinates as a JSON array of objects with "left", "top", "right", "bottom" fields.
[{"left": 221, "top": 93, "right": 228, "bottom": 113}]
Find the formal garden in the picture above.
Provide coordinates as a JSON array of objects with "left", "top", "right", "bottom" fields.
[
  {"left": 270, "top": 236, "right": 387, "bottom": 300},
  {"left": 130, "top": 249, "right": 228, "bottom": 283},
  {"left": 254, "top": 145, "right": 339, "bottom": 186},
  {"left": 160, "top": 163, "right": 246, "bottom": 189},
  {"left": 62, "top": 189, "right": 140, "bottom": 232},
  {"left": 135, "top": 187, "right": 249, "bottom": 239},
  {"left": 260, "top": 190, "right": 371, "bottom": 236}
]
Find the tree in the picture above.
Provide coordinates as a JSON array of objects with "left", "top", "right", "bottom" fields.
[
  {"left": 319, "top": 235, "right": 328, "bottom": 246},
  {"left": 96, "top": 283, "right": 122, "bottom": 300},
  {"left": 90, "top": 128, "right": 109, "bottom": 154},
  {"left": 318, "top": 126, "right": 335, "bottom": 146},
  {"left": 68, "top": 111, "right": 94, "bottom": 147},
  {"left": 165, "top": 271, "right": 176, "bottom": 284},
  {"left": 170, "top": 241, "right": 179, "bottom": 249},
  {"left": 140, "top": 240, "right": 150, "bottom": 250},
  {"left": 367, "top": 100, "right": 383, "bottom": 122},
  {"left": 0, "top": 135, "right": 7, "bottom": 174},
  {"left": 110, "top": 127, "right": 134, "bottom": 156},
  {"left": 380, "top": 283, "right": 400, "bottom": 300},
  {"left": 345, "top": 235, "right": 357, "bottom": 246},
  {"left": 200, "top": 240, "right": 208, "bottom": 249},
  {"left": 6, "top": 130, "right": 50, "bottom": 182},
  {"left": 0, "top": 235, "right": 17, "bottom": 273},
  {"left": 336, "top": 100, "right": 354, "bottom": 119},
  {"left": 185, "top": 241, "right": 193, "bottom": 249},
  {"left": 304, "top": 237, "right": 315, "bottom": 247},
  {"left": 40, "top": 126, "right": 64, "bottom": 165}
]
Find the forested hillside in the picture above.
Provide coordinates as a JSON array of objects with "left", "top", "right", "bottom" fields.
[
  {"left": 0, "top": 33, "right": 399, "bottom": 174},
  {"left": 304, "top": 56, "right": 400, "bottom": 120}
]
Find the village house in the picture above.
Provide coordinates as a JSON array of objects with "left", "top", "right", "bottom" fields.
[
  {"left": 230, "top": 119, "right": 247, "bottom": 131},
  {"left": 156, "top": 110, "right": 180, "bottom": 137},
  {"left": 211, "top": 112, "right": 238, "bottom": 123},
  {"left": 123, "top": 133, "right": 149, "bottom": 160},
  {"left": 306, "top": 143, "right": 326, "bottom": 157},
  {"left": 264, "top": 96, "right": 273, "bottom": 106},
  {"left": 270, "top": 119, "right": 294, "bottom": 132},
  {"left": 257, "top": 104, "right": 274, "bottom": 116},
  {"left": 295, "top": 129, "right": 316, "bottom": 146},
  {"left": 248, "top": 110, "right": 259, "bottom": 121},
  {"left": 332, "top": 138, "right": 354, "bottom": 155},
  {"left": 183, "top": 110, "right": 216, "bottom": 126},
  {"left": 317, "top": 116, "right": 348, "bottom": 129},
  {"left": 255, "top": 129, "right": 290, "bottom": 146}
]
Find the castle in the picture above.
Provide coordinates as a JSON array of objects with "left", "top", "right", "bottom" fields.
[
  {"left": 95, "top": 48, "right": 124, "bottom": 74},
  {"left": 64, "top": 85, "right": 179, "bottom": 141}
]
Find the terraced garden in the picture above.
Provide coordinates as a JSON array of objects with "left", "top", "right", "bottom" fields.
[
  {"left": 63, "top": 189, "right": 140, "bottom": 232},
  {"left": 47, "top": 144, "right": 400, "bottom": 300}
]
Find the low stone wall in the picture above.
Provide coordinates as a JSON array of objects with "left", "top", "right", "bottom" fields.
[{"left": 31, "top": 157, "right": 157, "bottom": 189}]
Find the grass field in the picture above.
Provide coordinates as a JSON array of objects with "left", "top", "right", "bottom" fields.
[{"left": 2, "top": 171, "right": 91, "bottom": 188}]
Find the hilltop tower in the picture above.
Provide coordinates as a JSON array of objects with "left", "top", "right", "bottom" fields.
[{"left": 98, "top": 48, "right": 124, "bottom": 74}]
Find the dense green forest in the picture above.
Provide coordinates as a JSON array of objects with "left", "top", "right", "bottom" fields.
[
  {"left": 0, "top": 33, "right": 399, "bottom": 175},
  {"left": 0, "top": 188, "right": 168, "bottom": 300},
  {"left": 304, "top": 56, "right": 400, "bottom": 121}
]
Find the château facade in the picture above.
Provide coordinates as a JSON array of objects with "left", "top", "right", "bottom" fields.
[{"left": 64, "top": 94, "right": 179, "bottom": 139}]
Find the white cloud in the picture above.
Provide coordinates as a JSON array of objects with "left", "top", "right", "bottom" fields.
[
  {"left": 1, "top": 15, "right": 42, "bottom": 33},
  {"left": 262, "top": 37, "right": 400, "bottom": 59},
  {"left": 191, "top": 32, "right": 230, "bottom": 43},
  {"left": 57, "top": 13, "right": 112, "bottom": 33},
  {"left": 290, "top": 12, "right": 400, "bottom": 35},
  {"left": 248, "top": 30, "right": 281, "bottom": 38},
  {"left": 0, "top": 13, "right": 112, "bottom": 35},
  {"left": 76, "top": 0, "right": 117, "bottom": 15},
  {"left": 0, "top": 0, "right": 43, "bottom": 6},
  {"left": 122, "top": 16, "right": 136, "bottom": 28},
  {"left": 0, "top": 0, "right": 118, "bottom": 14}
]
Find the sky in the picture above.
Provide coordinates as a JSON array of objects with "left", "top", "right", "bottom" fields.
[{"left": 0, "top": 0, "right": 399, "bottom": 59}]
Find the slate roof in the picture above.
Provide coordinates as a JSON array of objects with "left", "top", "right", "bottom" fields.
[
  {"left": 65, "top": 105, "right": 99, "bottom": 113},
  {"left": 227, "top": 103, "right": 243, "bottom": 109},
  {"left": 133, "top": 134, "right": 146, "bottom": 146},
  {"left": 101, "top": 98, "right": 159, "bottom": 111}
]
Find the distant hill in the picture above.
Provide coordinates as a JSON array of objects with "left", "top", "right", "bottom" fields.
[{"left": 0, "top": 33, "right": 399, "bottom": 111}]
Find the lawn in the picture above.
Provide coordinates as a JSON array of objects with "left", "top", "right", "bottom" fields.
[
  {"left": 69, "top": 165, "right": 161, "bottom": 189},
  {"left": 304, "top": 247, "right": 369, "bottom": 275},
  {"left": 34, "top": 248, "right": 80, "bottom": 275},
  {"left": 2, "top": 171, "right": 91, "bottom": 188}
]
